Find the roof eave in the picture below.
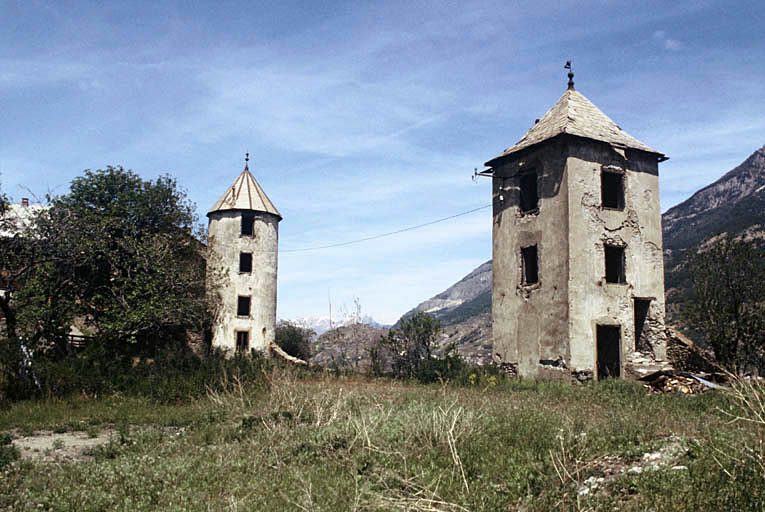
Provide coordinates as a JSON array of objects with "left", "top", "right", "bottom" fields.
[
  {"left": 484, "top": 134, "right": 668, "bottom": 169},
  {"left": 206, "top": 208, "right": 282, "bottom": 221}
]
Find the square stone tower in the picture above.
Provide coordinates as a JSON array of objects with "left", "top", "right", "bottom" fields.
[
  {"left": 207, "top": 156, "right": 282, "bottom": 355},
  {"left": 485, "top": 75, "right": 669, "bottom": 380}
]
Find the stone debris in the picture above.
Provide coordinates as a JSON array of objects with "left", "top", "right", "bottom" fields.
[
  {"left": 640, "top": 370, "right": 725, "bottom": 394},
  {"left": 575, "top": 436, "right": 689, "bottom": 497}
]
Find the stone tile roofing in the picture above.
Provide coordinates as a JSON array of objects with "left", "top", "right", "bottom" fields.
[
  {"left": 486, "top": 89, "right": 666, "bottom": 166},
  {"left": 207, "top": 167, "right": 282, "bottom": 219}
]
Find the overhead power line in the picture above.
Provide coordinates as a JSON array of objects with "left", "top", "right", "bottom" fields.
[{"left": 281, "top": 203, "right": 492, "bottom": 253}]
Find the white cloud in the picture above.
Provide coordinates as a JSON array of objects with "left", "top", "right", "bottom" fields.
[{"left": 652, "top": 30, "right": 683, "bottom": 51}]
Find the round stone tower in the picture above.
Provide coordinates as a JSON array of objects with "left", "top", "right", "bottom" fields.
[{"left": 206, "top": 155, "right": 282, "bottom": 355}]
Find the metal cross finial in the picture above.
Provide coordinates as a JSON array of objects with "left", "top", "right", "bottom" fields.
[
  {"left": 565, "top": 61, "right": 574, "bottom": 90},
  {"left": 245, "top": 152, "right": 249, "bottom": 171}
]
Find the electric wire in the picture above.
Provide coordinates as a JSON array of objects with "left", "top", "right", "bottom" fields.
[{"left": 280, "top": 203, "right": 492, "bottom": 253}]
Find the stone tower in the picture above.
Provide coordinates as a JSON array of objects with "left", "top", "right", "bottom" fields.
[
  {"left": 207, "top": 155, "right": 282, "bottom": 354},
  {"left": 484, "top": 73, "right": 668, "bottom": 380}
]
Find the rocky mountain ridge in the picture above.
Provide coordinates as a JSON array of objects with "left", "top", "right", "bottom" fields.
[
  {"left": 286, "top": 315, "right": 386, "bottom": 336},
  {"left": 401, "top": 260, "right": 491, "bottom": 326}
]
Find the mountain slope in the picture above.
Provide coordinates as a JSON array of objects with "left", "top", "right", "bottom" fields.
[
  {"left": 401, "top": 260, "right": 491, "bottom": 326},
  {"left": 662, "top": 145, "right": 765, "bottom": 325},
  {"left": 663, "top": 145, "right": 765, "bottom": 253}
]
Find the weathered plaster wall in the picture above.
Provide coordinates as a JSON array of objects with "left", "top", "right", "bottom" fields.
[
  {"left": 491, "top": 136, "right": 667, "bottom": 379},
  {"left": 207, "top": 211, "right": 279, "bottom": 353},
  {"left": 492, "top": 139, "right": 570, "bottom": 376},
  {"left": 566, "top": 140, "right": 667, "bottom": 377}
]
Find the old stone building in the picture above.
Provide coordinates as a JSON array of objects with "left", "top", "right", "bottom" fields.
[
  {"left": 484, "top": 72, "right": 669, "bottom": 380},
  {"left": 207, "top": 155, "right": 281, "bottom": 354}
]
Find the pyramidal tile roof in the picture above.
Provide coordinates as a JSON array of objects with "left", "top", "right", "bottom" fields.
[
  {"left": 207, "top": 166, "right": 281, "bottom": 219},
  {"left": 486, "top": 88, "right": 665, "bottom": 166}
]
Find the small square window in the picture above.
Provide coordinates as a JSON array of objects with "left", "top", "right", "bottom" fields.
[
  {"left": 521, "top": 245, "right": 539, "bottom": 285},
  {"left": 604, "top": 245, "right": 626, "bottom": 284},
  {"left": 601, "top": 171, "right": 624, "bottom": 210},
  {"left": 241, "top": 212, "right": 255, "bottom": 236},
  {"left": 236, "top": 331, "right": 249, "bottom": 353},
  {"left": 239, "top": 252, "right": 253, "bottom": 273},
  {"left": 237, "top": 296, "right": 251, "bottom": 317},
  {"left": 519, "top": 170, "right": 539, "bottom": 213}
]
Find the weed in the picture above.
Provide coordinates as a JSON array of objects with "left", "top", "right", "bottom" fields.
[{"left": 0, "top": 371, "right": 762, "bottom": 510}]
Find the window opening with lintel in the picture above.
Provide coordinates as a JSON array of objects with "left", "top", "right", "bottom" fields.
[
  {"left": 604, "top": 245, "right": 626, "bottom": 284},
  {"left": 521, "top": 245, "right": 539, "bottom": 285},
  {"left": 601, "top": 170, "right": 625, "bottom": 210},
  {"left": 237, "top": 296, "right": 251, "bottom": 317},
  {"left": 519, "top": 169, "right": 539, "bottom": 213}
]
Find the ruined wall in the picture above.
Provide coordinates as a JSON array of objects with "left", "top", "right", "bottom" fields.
[
  {"left": 207, "top": 210, "right": 279, "bottom": 353},
  {"left": 566, "top": 140, "right": 667, "bottom": 377},
  {"left": 491, "top": 139, "right": 570, "bottom": 376}
]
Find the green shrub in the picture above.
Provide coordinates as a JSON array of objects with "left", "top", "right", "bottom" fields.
[
  {"left": 275, "top": 322, "right": 314, "bottom": 361},
  {"left": 0, "top": 432, "right": 19, "bottom": 470},
  {"left": 417, "top": 343, "right": 469, "bottom": 383},
  {"left": 15, "top": 343, "right": 273, "bottom": 403}
]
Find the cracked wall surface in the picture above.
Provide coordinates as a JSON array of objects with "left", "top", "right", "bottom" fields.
[
  {"left": 492, "top": 139, "right": 571, "bottom": 376},
  {"left": 492, "top": 136, "right": 667, "bottom": 379}
]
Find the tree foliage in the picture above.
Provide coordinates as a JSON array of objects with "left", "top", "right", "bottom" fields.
[
  {"left": 11, "top": 167, "right": 209, "bottom": 354},
  {"left": 684, "top": 236, "right": 764, "bottom": 373},
  {"left": 377, "top": 312, "right": 442, "bottom": 379}
]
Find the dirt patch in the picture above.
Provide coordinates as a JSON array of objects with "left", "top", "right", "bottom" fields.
[{"left": 11, "top": 429, "right": 115, "bottom": 463}]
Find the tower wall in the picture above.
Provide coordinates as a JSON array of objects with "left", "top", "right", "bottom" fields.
[
  {"left": 566, "top": 141, "right": 667, "bottom": 377},
  {"left": 207, "top": 210, "right": 279, "bottom": 353},
  {"left": 491, "top": 139, "right": 571, "bottom": 376}
]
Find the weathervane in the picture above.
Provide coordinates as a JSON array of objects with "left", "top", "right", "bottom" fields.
[
  {"left": 565, "top": 60, "right": 574, "bottom": 90},
  {"left": 245, "top": 152, "right": 250, "bottom": 171}
]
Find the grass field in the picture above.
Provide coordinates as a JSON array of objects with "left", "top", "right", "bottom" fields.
[{"left": 1, "top": 368, "right": 763, "bottom": 511}]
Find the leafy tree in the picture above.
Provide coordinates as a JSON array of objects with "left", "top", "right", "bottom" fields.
[
  {"left": 0, "top": 184, "right": 7, "bottom": 217},
  {"left": 684, "top": 236, "right": 764, "bottom": 373},
  {"left": 378, "top": 312, "right": 441, "bottom": 379},
  {"left": 275, "top": 322, "right": 314, "bottom": 361},
  {"left": 16, "top": 166, "right": 209, "bottom": 354}
]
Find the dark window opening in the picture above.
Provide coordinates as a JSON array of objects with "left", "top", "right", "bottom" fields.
[
  {"left": 519, "top": 170, "right": 539, "bottom": 213},
  {"left": 596, "top": 325, "right": 621, "bottom": 379},
  {"left": 604, "top": 245, "right": 626, "bottom": 284},
  {"left": 239, "top": 252, "right": 253, "bottom": 273},
  {"left": 236, "top": 331, "right": 249, "bottom": 354},
  {"left": 521, "top": 245, "right": 539, "bottom": 285},
  {"left": 601, "top": 171, "right": 624, "bottom": 210},
  {"left": 241, "top": 212, "right": 255, "bottom": 236},
  {"left": 633, "top": 298, "right": 651, "bottom": 351},
  {"left": 237, "top": 296, "right": 251, "bottom": 317}
]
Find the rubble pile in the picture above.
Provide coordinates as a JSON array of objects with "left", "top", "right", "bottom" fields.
[{"left": 640, "top": 370, "right": 725, "bottom": 394}]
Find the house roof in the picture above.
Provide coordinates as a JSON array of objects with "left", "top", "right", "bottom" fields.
[
  {"left": 0, "top": 203, "right": 48, "bottom": 237},
  {"left": 207, "top": 166, "right": 282, "bottom": 219},
  {"left": 485, "top": 88, "right": 666, "bottom": 166}
]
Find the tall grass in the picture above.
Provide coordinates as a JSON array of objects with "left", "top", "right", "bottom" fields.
[{"left": 0, "top": 369, "right": 762, "bottom": 510}]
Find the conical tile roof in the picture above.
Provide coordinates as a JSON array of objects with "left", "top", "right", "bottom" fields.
[
  {"left": 486, "top": 89, "right": 666, "bottom": 166},
  {"left": 207, "top": 167, "right": 281, "bottom": 219}
]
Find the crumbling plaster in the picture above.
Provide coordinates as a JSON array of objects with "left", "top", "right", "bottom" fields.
[
  {"left": 492, "top": 139, "right": 571, "bottom": 376},
  {"left": 207, "top": 210, "right": 279, "bottom": 353},
  {"left": 567, "top": 140, "right": 667, "bottom": 376},
  {"left": 492, "top": 136, "right": 668, "bottom": 379}
]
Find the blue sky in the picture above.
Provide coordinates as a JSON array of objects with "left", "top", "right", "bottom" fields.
[{"left": 1, "top": 0, "right": 763, "bottom": 324}]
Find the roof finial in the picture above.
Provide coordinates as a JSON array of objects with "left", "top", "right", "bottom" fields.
[
  {"left": 565, "top": 60, "right": 574, "bottom": 90},
  {"left": 244, "top": 152, "right": 249, "bottom": 171}
]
